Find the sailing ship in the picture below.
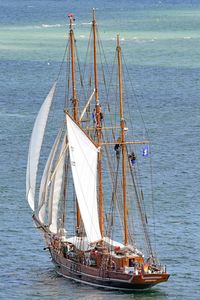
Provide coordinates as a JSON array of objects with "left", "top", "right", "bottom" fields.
[{"left": 26, "top": 10, "right": 170, "bottom": 290}]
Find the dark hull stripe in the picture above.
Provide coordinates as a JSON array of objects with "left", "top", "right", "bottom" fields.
[{"left": 55, "top": 269, "right": 153, "bottom": 291}]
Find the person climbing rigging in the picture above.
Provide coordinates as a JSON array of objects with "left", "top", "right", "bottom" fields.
[
  {"left": 92, "top": 105, "right": 104, "bottom": 127},
  {"left": 114, "top": 138, "right": 121, "bottom": 160},
  {"left": 128, "top": 151, "right": 137, "bottom": 165},
  {"left": 99, "top": 105, "right": 104, "bottom": 126},
  {"left": 92, "top": 108, "right": 96, "bottom": 126}
]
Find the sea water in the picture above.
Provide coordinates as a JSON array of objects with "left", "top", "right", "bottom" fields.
[{"left": 0, "top": 0, "right": 200, "bottom": 299}]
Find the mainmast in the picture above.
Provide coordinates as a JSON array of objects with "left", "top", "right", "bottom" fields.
[
  {"left": 92, "top": 9, "right": 104, "bottom": 237},
  {"left": 117, "top": 34, "right": 128, "bottom": 245},
  {"left": 68, "top": 14, "right": 81, "bottom": 230}
]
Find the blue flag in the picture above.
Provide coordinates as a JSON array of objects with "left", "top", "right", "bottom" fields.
[{"left": 142, "top": 145, "right": 149, "bottom": 157}]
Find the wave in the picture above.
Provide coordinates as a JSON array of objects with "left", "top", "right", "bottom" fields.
[
  {"left": 0, "top": 112, "right": 29, "bottom": 118},
  {"left": 42, "top": 24, "right": 62, "bottom": 28},
  {"left": 81, "top": 22, "right": 92, "bottom": 25}
]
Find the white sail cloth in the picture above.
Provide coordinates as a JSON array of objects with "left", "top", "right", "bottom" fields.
[
  {"left": 49, "top": 134, "right": 66, "bottom": 233},
  {"left": 26, "top": 81, "right": 57, "bottom": 211},
  {"left": 38, "top": 129, "right": 63, "bottom": 224},
  {"left": 66, "top": 114, "right": 101, "bottom": 243}
]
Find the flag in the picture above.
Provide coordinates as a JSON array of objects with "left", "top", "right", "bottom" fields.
[{"left": 142, "top": 145, "right": 149, "bottom": 157}]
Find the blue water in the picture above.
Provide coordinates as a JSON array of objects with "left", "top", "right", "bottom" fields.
[{"left": 1, "top": 0, "right": 200, "bottom": 299}]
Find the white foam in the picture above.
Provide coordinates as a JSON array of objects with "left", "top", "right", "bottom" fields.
[
  {"left": 81, "top": 22, "right": 92, "bottom": 25},
  {"left": 42, "top": 24, "right": 62, "bottom": 28}
]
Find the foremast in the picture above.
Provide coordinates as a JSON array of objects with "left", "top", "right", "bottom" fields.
[
  {"left": 117, "top": 35, "right": 128, "bottom": 245},
  {"left": 92, "top": 9, "right": 104, "bottom": 237},
  {"left": 68, "top": 14, "right": 81, "bottom": 231}
]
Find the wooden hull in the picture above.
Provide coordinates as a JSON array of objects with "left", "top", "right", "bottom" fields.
[
  {"left": 32, "top": 216, "right": 169, "bottom": 291},
  {"left": 50, "top": 249, "right": 169, "bottom": 291}
]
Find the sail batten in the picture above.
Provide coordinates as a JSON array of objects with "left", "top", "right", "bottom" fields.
[
  {"left": 26, "top": 81, "right": 57, "bottom": 211},
  {"left": 66, "top": 114, "right": 102, "bottom": 243}
]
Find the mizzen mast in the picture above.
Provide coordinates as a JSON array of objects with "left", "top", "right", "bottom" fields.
[
  {"left": 92, "top": 9, "right": 104, "bottom": 237},
  {"left": 117, "top": 34, "right": 128, "bottom": 245},
  {"left": 68, "top": 14, "right": 81, "bottom": 230}
]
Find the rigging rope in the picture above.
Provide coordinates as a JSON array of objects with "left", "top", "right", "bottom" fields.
[{"left": 121, "top": 53, "right": 157, "bottom": 254}]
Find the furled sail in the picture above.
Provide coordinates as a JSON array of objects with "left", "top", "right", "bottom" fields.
[
  {"left": 38, "top": 129, "right": 63, "bottom": 224},
  {"left": 49, "top": 133, "right": 67, "bottom": 233},
  {"left": 66, "top": 114, "right": 101, "bottom": 243},
  {"left": 26, "top": 81, "right": 57, "bottom": 211}
]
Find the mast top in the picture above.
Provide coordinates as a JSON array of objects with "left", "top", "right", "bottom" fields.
[
  {"left": 68, "top": 13, "right": 75, "bottom": 29},
  {"left": 92, "top": 8, "right": 96, "bottom": 22},
  {"left": 117, "top": 34, "right": 124, "bottom": 121},
  {"left": 117, "top": 34, "right": 121, "bottom": 48}
]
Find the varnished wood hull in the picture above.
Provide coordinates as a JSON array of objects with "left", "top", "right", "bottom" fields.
[
  {"left": 32, "top": 216, "right": 169, "bottom": 291},
  {"left": 50, "top": 249, "right": 169, "bottom": 291}
]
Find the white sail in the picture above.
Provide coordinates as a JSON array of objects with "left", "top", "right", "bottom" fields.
[
  {"left": 26, "top": 81, "right": 57, "bottom": 211},
  {"left": 38, "top": 129, "right": 63, "bottom": 223},
  {"left": 66, "top": 114, "right": 101, "bottom": 243},
  {"left": 49, "top": 134, "right": 67, "bottom": 233}
]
